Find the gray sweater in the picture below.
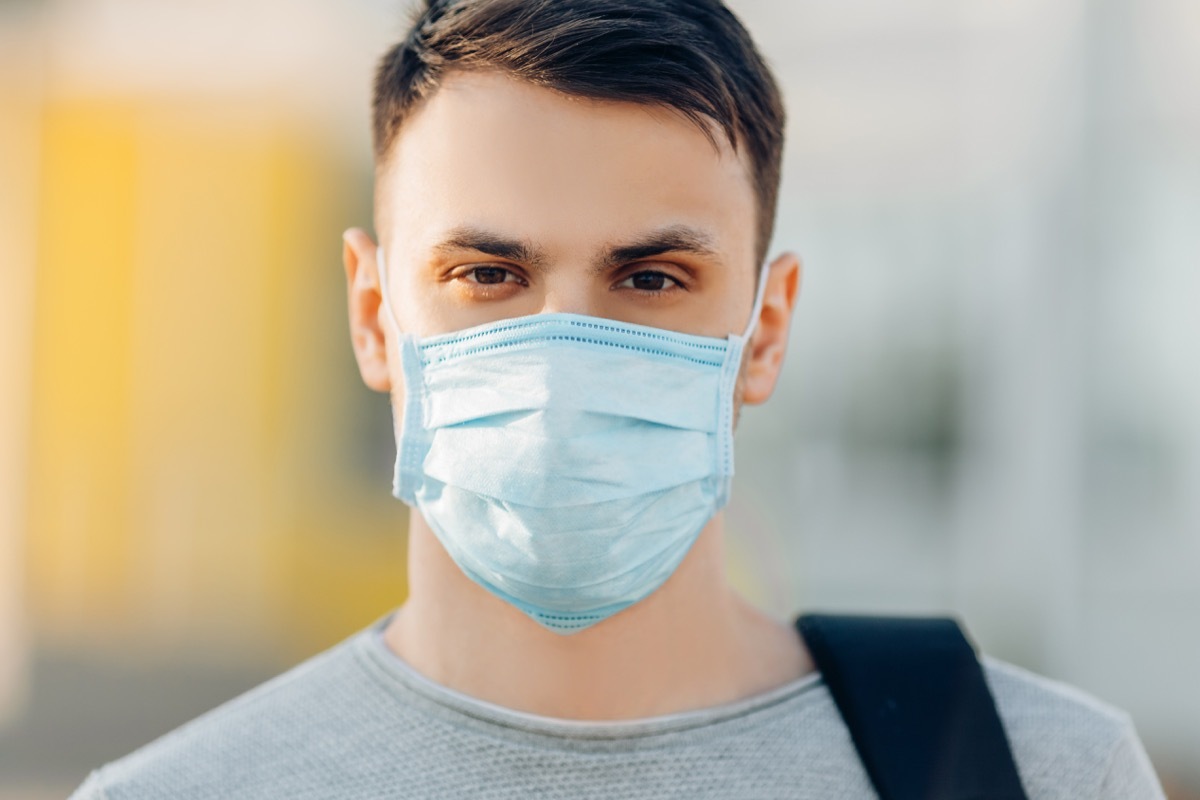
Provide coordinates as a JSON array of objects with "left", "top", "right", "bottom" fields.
[{"left": 71, "top": 616, "right": 1165, "bottom": 799}]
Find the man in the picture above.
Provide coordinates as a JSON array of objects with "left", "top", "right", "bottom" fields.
[{"left": 72, "top": 0, "right": 1165, "bottom": 797}]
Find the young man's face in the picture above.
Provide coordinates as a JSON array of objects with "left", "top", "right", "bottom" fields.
[{"left": 347, "top": 69, "right": 797, "bottom": 406}]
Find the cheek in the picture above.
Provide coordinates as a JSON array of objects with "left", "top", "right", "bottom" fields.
[{"left": 391, "top": 270, "right": 427, "bottom": 332}]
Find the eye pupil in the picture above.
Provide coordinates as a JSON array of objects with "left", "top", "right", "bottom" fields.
[
  {"left": 631, "top": 271, "right": 667, "bottom": 291},
  {"left": 473, "top": 267, "right": 508, "bottom": 284}
]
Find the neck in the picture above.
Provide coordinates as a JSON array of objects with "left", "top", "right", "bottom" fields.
[{"left": 383, "top": 509, "right": 813, "bottom": 721}]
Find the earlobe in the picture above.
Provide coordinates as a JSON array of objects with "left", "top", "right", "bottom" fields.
[
  {"left": 741, "top": 251, "right": 802, "bottom": 406},
  {"left": 343, "top": 228, "right": 393, "bottom": 393}
]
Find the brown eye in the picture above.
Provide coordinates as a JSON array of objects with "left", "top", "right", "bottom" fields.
[
  {"left": 469, "top": 266, "right": 510, "bottom": 285},
  {"left": 632, "top": 272, "right": 666, "bottom": 291},
  {"left": 619, "top": 270, "right": 681, "bottom": 292}
]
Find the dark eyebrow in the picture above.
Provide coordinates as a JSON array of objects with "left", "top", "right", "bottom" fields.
[
  {"left": 597, "top": 225, "right": 720, "bottom": 271},
  {"left": 432, "top": 226, "right": 546, "bottom": 271}
]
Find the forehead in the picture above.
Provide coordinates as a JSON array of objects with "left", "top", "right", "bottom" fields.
[{"left": 375, "top": 70, "right": 757, "bottom": 268}]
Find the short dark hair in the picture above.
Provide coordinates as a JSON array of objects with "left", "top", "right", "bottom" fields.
[{"left": 372, "top": 0, "right": 786, "bottom": 264}]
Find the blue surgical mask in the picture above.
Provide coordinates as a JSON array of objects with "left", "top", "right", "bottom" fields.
[{"left": 377, "top": 250, "right": 768, "bottom": 633}]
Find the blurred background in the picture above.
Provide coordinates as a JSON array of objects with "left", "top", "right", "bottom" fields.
[{"left": 0, "top": 0, "right": 1197, "bottom": 796}]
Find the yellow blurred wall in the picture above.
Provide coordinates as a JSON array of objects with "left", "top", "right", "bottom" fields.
[{"left": 22, "top": 95, "right": 407, "bottom": 664}]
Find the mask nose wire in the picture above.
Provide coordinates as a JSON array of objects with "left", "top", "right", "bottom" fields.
[{"left": 376, "top": 248, "right": 403, "bottom": 335}]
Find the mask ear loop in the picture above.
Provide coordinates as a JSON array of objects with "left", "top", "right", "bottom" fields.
[
  {"left": 741, "top": 261, "right": 773, "bottom": 340},
  {"left": 714, "top": 261, "right": 773, "bottom": 508},
  {"left": 375, "top": 248, "right": 428, "bottom": 505},
  {"left": 376, "top": 248, "right": 404, "bottom": 334}
]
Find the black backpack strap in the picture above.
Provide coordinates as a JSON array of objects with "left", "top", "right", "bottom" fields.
[{"left": 795, "top": 613, "right": 1028, "bottom": 800}]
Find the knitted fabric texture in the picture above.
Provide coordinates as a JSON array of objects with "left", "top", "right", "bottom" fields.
[{"left": 71, "top": 616, "right": 1165, "bottom": 799}]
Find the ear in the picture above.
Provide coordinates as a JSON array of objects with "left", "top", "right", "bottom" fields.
[
  {"left": 741, "top": 251, "right": 802, "bottom": 405},
  {"left": 343, "top": 227, "right": 392, "bottom": 392}
]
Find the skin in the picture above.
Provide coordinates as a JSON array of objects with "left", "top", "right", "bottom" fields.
[{"left": 344, "top": 70, "right": 810, "bottom": 721}]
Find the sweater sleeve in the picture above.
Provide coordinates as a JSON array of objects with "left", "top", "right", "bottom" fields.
[
  {"left": 67, "top": 769, "right": 110, "bottom": 800},
  {"left": 1097, "top": 720, "right": 1167, "bottom": 799}
]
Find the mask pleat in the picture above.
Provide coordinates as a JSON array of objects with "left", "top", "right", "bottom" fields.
[{"left": 387, "top": 299, "right": 765, "bottom": 634}]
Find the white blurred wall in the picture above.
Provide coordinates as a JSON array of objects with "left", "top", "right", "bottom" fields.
[{"left": 725, "top": 0, "right": 1200, "bottom": 782}]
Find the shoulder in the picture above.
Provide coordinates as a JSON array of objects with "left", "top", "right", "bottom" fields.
[
  {"left": 69, "top": 629, "right": 403, "bottom": 800},
  {"left": 980, "top": 655, "right": 1165, "bottom": 799}
]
